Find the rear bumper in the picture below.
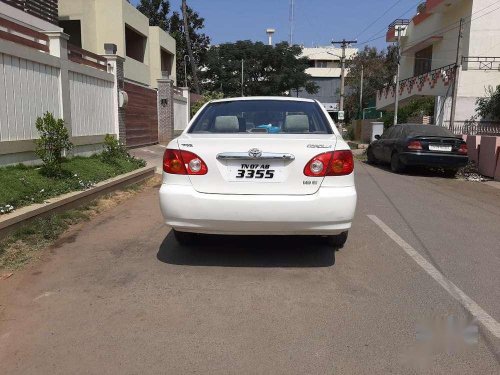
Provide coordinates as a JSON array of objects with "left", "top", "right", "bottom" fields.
[
  {"left": 399, "top": 152, "right": 468, "bottom": 168},
  {"left": 159, "top": 184, "right": 357, "bottom": 235}
]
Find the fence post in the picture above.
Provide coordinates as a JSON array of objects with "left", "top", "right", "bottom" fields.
[
  {"left": 157, "top": 78, "right": 174, "bottom": 143},
  {"left": 45, "top": 31, "right": 71, "bottom": 135},
  {"left": 103, "top": 46, "right": 126, "bottom": 142}
]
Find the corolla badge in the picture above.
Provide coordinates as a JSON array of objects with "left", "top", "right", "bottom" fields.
[{"left": 248, "top": 148, "right": 262, "bottom": 158}]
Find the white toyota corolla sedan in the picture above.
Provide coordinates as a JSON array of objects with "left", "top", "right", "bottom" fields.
[{"left": 159, "top": 97, "right": 357, "bottom": 247}]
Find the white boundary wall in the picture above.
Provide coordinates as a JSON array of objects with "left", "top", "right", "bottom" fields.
[{"left": 0, "top": 31, "right": 118, "bottom": 165}]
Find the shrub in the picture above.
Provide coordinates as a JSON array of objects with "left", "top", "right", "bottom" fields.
[
  {"left": 101, "top": 134, "right": 128, "bottom": 163},
  {"left": 100, "top": 134, "right": 146, "bottom": 168},
  {"left": 475, "top": 85, "right": 500, "bottom": 121},
  {"left": 34, "top": 112, "right": 73, "bottom": 177}
]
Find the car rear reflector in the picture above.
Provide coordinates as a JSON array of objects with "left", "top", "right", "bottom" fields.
[
  {"left": 458, "top": 143, "right": 468, "bottom": 155},
  {"left": 304, "top": 150, "right": 354, "bottom": 177},
  {"left": 163, "top": 149, "right": 208, "bottom": 175},
  {"left": 407, "top": 140, "right": 423, "bottom": 150}
]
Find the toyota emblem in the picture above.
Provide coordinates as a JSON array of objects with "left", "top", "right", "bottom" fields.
[{"left": 248, "top": 148, "right": 262, "bottom": 158}]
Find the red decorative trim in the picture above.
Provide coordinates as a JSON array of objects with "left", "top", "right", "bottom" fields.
[
  {"left": 413, "top": 10, "right": 431, "bottom": 25},
  {"left": 426, "top": 0, "right": 445, "bottom": 12},
  {"left": 377, "top": 64, "right": 456, "bottom": 101}
]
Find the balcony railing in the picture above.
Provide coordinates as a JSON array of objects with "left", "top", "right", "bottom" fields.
[
  {"left": 378, "top": 63, "right": 456, "bottom": 101},
  {"left": 388, "top": 19, "right": 410, "bottom": 29},
  {"left": 1, "top": 0, "right": 59, "bottom": 25},
  {"left": 462, "top": 56, "right": 500, "bottom": 71}
]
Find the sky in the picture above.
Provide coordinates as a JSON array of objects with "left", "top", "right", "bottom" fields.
[{"left": 131, "top": 0, "right": 420, "bottom": 51}]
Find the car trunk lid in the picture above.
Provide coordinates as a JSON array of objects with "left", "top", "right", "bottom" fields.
[{"left": 176, "top": 134, "right": 338, "bottom": 195}]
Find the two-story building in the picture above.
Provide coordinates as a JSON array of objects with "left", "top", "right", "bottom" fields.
[
  {"left": 298, "top": 46, "right": 358, "bottom": 115},
  {"left": 377, "top": 0, "right": 500, "bottom": 131},
  {"left": 58, "top": 0, "right": 176, "bottom": 88}
]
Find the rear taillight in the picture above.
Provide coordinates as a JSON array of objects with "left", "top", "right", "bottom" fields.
[
  {"left": 407, "top": 140, "right": 423, "bottom": 150},
  {"left": 304, "top": 150, "right": 354, "bottom": 177},
  {"left": 458, "top": 143, "right": 468, "bottom": 155},
  {"left": 163, "top": 149, "right": 208, "bottom": 175}
]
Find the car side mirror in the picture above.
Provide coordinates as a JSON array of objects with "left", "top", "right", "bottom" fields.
[{"left": 374, "top": 134, "right": 381, "bottom": 140}]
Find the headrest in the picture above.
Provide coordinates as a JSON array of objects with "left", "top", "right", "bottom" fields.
[
  {"left": 214, "top": 116, "right": 239, "bottom": 133},
  {"left": 284, "top": 115, "right": 309, "bottom": 133}
]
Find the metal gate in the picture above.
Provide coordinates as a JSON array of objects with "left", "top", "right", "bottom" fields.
[{"left": 124, "top": 82, "right": 158, "bottom": 147}]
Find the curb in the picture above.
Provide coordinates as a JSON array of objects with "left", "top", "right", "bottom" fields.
[{"left": 0, "top": 166, "right": 156, "bottom": 239}]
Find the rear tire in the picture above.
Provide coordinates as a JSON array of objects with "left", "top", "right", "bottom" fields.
[
  {"left": 443, "top": 168, "right": 458, "bottom": 178},
  {"left": 390, "top": 152, "right": 406, "bottom": 173},
  {"left": 173, "top": 229, "right": 196, "bottom": 246},
  {"left": 325, "top": 231, "right": 348, "bottom": 249},
  {"left": 366, "top": 148, "right": 377, "bottom": 164}
]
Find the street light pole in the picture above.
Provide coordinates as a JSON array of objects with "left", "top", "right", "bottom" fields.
[
  {"left": 241, "top": 59, "right": 244, "bottom": 97},
  {"left": 394, "top": 26, "right": 402, "bottom": 126},
  {"left": 359, "top": 64, "right": 364, "bottom": 119}
]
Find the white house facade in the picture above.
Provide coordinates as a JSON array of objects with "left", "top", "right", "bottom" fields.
[{"left": 376, "top": 0, "right": 500, "bottom": 131}]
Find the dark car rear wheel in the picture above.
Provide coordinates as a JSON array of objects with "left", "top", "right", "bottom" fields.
[
  {"left": 390, "top": 152, "right": 406, "bottom": 173},
  {"left": 173, "top": 229, "right": 196, "bottom": 246},
  {"left": 366, "top": 148, "right": 377, "bottom": 164},
  {"left": 325, "top": 231, "right": 348, "bottom": 249},
  {"left": 443, "top": 168, "right": 458, "bottom": 178}
]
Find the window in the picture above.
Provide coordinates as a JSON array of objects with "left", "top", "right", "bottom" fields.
[
  {"left": 160, "top": 48, "right": 174, "bottom": 78},
  {"left": 315, "top": 60, "right": 328, "bottom": 68},
  {"left": 414, "top": 46, "right": 433, "bottom": 76},
  {"left": 59, "top": 20, "right": 82, "bottom": 47},
  {"left": 125, "top": 25, "right": 147, "bottom": 63},
  {"left": 189, "top": 100, "right": 332, "bottom": 134}
]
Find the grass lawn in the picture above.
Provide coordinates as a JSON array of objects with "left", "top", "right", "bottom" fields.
[{"left": 0, "top": 155, "right": 145, "bottom": 214}]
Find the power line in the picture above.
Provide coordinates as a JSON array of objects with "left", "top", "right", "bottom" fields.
[
  {"left": 355, "top": 0, "right": 405, "bottom": 39},
  {"left": 358, "top": 0, "right": 500, "bottom": 50},
  {"left": 401, "top": 0, "right": 500, "bottom": 51},
  {"left": 357, "top": 1, "right": 422, "bottom": 47}
]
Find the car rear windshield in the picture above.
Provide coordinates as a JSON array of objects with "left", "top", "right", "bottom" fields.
[
  {"left": 403, "top": 125, "right": 457, "bottom": 138},
  {"left": 188, "top": 100, "right": 333, "bottom": 134}
]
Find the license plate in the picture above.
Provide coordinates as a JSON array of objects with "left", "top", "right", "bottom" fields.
[
  {"left": 226, "top": 161, "right": 285, "bottom": 182},
  {"left": 429, "top": 144, "right": 452, "bottom": 152}
]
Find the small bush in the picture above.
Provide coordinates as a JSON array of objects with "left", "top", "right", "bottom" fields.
[
  {"left": 35, "top": 112, "right": 73, "bottom": 177},
  {"left": 101, "top": 134, "right": 128, "bottom": 163},
  {"left": 100, "top": 134, "right": 146, "bottom": 168}
]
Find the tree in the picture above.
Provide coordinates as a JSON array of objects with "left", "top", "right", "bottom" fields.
[
  {"left": 136, "top": 0, "right": 170, "bottom": 30},
  {"left": 344, "top": 46, "right": 398, "bottom": 119},
  {"left": 381, "top": 97, "right": 435, "bottom": 127},
  {"left": 202, "top": 40, "right": 318, "bottom": 97},
  {"left": 475, "top": 85, "right": 500, "bottom": 121},
  {"left": 136, "top": 0, "right": 210, "bottom": 90}
]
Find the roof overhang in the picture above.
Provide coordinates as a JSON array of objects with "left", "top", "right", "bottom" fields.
[{"left": 403, "top": 36, "right": 443, "bottom": 54}]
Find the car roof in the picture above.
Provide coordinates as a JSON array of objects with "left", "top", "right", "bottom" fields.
[{"left": 209, "top": 96, "right": 316, "bottom": 104}]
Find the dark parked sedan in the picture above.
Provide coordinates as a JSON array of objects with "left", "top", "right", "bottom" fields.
[{"left": 367, "top": 124, "right": 468, "bottom": 175}]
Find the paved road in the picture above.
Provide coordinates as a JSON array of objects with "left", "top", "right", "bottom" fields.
[{"left": 1, "top": 161, "right": 499, "bottom": 374}]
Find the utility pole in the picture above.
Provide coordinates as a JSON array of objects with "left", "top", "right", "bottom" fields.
[
  {"left": 393, "top": 24, "right": 406, "bottom": 126},
  {"left": 289, "top": 0, "right": 295, "bottom": 45},
  {"left": 182, "top": 0, "right": 201, "bottom": 94},
  {"left": 241, "top": 59, "right": 244, "bottom": 97},
  {"left": 332, "top": 38, "right": 357, "bottom": 130},
  {"left": 359, "top": 64, "right": 364, "bottom": 119},
  {"left": 449, "top": 18, "right": 464, "bottom": 130},
  {"left": 183, "top": 55, "right": 190, "bottom": 88}
]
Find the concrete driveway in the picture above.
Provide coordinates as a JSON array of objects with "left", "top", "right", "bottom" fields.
[{"left": 0, "top": 161, "right": 499, "bottom": 374}]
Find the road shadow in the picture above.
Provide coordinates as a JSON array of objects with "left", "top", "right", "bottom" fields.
[
  {"left": 157, "top": 231, "right": 335, "bottom": 268},
  {"left": 363, "top": 160, "right": 457, "bottom": 179}
]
